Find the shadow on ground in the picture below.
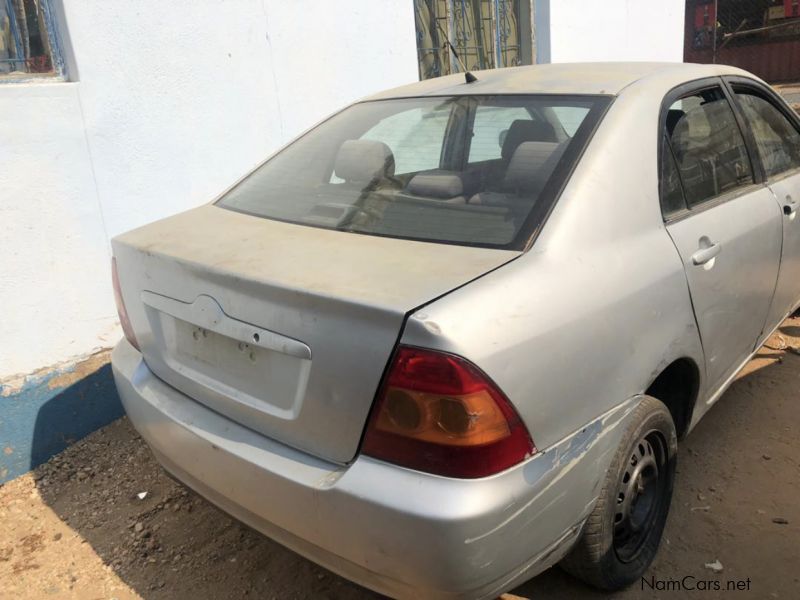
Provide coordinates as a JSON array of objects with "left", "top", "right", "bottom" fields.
[
  {"left": 13, "top": 320, "right": 800, "bottom": 599},
  {"left": 0, "top": 350, "right": 122, "bottom": 483}
]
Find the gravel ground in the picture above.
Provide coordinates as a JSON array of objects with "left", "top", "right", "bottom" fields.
[{"left": 1, "top": 319, "right": 799, "bottom": 600}]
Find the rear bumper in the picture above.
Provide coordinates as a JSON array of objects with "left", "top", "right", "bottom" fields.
[{"left": 112, "top": 339, "right": 633, "bottom": 599}]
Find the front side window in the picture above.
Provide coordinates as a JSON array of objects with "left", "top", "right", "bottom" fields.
[
  {"left": 664, "top": 87, "right": 753, "bottom": 209},
  {"left": 218, "top": 95, "right": 608, "bottom": 248},
  {"left": 733, "top": 88, "right": 800, "bottom": 178}
]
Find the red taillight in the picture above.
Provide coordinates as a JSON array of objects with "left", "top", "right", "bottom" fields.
[
  {"left": 112, "top": 257, "right": 140, "bottom": 350},
  {"left": 362, "top": 346, "right": 535, "bottom": 478}
]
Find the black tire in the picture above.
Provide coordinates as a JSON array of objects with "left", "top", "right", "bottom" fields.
[{"left": 560, "top": 395, "right": 677, "bottom": 590}]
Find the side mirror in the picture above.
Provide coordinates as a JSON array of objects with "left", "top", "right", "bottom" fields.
[{"left": 498, "top": 129, "right": 508, "bottom": 148}]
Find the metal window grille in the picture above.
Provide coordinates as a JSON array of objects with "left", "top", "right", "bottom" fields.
[
  {"left": 415, "top": 0, "right": 532, "bottom": 80},
  {"left": 1, "top": 0, "right": 63, "bottom": 77}
]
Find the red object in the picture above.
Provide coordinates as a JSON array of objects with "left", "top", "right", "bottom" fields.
[
  {"left": 786, "top": 0, "right": 800, "bottom": 18},
  {"left": 694, "top": 2, "right": 715, "bottom": 29},
  {"left": 362, "top": 346, "right": 535, "bottom": 478},
  {"left": 112, "top": 258, "right": 140, "bottom": 350},
  {"left": 26, "top": 55, "right": 52, "bottom": 73}
]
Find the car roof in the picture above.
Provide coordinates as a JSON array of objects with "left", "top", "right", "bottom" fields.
[{"left": 364, "top": 62, "right": 757, "bottom": 99}]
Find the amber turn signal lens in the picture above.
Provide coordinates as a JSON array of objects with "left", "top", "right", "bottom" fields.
[
  {"left": 362, "top": 346, "right": 535, "bottom": 478},
  {"left": 372, "top": 389, "right": 511, "bottom": 446}
]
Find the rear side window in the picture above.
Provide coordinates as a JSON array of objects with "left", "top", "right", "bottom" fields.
[
  {"left": 733, "top": 89, "right": 800, "bottom": 178},
  {"left": 217, "top": 95, "right": 609, "bottom": 249},
  {"left": 664, "top": 87, "right": 753, "bottom": 209}
]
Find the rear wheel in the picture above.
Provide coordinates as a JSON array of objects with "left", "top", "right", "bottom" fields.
[{"left": 560, "top": 395, "right": 677, "bottom": 590}]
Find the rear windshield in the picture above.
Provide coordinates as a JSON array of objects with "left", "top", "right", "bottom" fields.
[{"left": 217, "top": 95, "right": 609, "bottom": 249}]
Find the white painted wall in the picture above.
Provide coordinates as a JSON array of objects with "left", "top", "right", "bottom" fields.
[
  {"left": 0, "top": 1, "right": 418, "bottom": 380},
  {"left": 538, "top": 0, "right": 685, "bottom": 64}
]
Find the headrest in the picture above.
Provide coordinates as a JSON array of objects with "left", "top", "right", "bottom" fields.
[
  {"left": 502, "top": 119, "right": 558, "bottom": 160},
  {"left": 334, "top": 139, "right": 395, "bottom": 182},
  {"left": 406, "top": 170, "right": 464, "bottom": 199},
  {"left": 671, "top": 100, "right": 730, "bottom": 157},
  {"left": 505, "top": 141, "right": 566, "bottom": 193}
]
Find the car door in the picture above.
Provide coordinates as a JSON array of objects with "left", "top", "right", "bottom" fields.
[
  {"left": 659, "top": 81, "right": 782, "bottom": 395},
  {"left": 726, "top": 78, "right": 800, "bottom": 331}
]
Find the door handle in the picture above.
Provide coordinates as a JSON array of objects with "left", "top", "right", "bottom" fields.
[{"left": 692, "top": 241, "right": 721, "bottom": 266}]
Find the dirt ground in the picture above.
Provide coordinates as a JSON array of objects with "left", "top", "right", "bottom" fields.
[{"left": 1, "top": 320, "right": 799, "bottom": 600}]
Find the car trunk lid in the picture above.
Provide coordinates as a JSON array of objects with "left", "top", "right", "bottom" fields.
[{"left": 112, "top": 204, "right": 519, "bottom": 463}]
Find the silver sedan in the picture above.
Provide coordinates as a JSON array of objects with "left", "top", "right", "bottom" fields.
[{"left": 110, "top": 62, "right": 800, "bottom": 598}]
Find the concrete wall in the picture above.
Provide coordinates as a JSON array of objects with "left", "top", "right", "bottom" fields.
[
  {"left": 0, "top": 1, "right": 418, "bottom": 382},
  {"left": 0, "top": 0, "right": 682, "bottom": 481},
  {"left": 536, "top": 0, "right": 685, "bottom": 64}
]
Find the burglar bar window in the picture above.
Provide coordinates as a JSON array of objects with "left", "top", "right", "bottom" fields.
[
  {"left": 1, "top": 0, "right": 62, "bottom": 77},
  {"left": 414, "top": 0, "right": 533, "bottom": 80}
]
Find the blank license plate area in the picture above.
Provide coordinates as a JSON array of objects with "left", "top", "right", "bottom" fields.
[{"left": 168, "top": 317, "right": 305, "bottom": 413}]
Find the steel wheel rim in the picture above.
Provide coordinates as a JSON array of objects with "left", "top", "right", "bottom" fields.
[{"left": 613, "top": 430, "right": 667, "bottom": 563}]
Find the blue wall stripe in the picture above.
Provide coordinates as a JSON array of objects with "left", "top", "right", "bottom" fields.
[{"left": 0, "top": 358, "right": 123, "bottom": 483}]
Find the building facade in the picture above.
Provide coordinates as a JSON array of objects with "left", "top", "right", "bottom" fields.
[
  {"left": 684, "top": 0, "right": 800, "bottom": 83},
  {"left": 414, "top": 0, "right": 686, "bottom": 78}
]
